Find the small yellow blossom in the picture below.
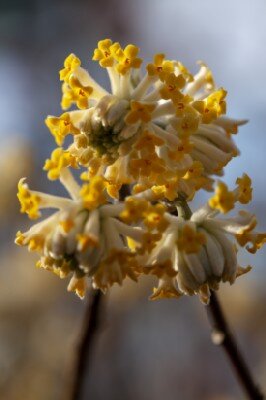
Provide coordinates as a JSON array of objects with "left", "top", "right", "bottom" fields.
[
  {"left": 194, "top": 88, "right": 227, "bottom": 124},
  {"left": 125, "top": 101, "right": 156, "bottom": 124},
  {"left": 59, "top": 53, "right": 81, "bottom": 82},
  {"left": 15, "top": 231, "right": 45, "bottom": 252},
  {"left": 160, "top": 73, "right": 186, "bottom": 104},
  {"left": 209, "top": 181, "right": 236, "bottom": 213},
  {"left": 184, "top": 161, "right": 204, "bottom": 180},
  {"left": 172, "top": 111, "right": 200, "bottom": 138},
  {"left": 236, "top": 232, "right": 266, "bottom": 254},
  {"left": 17, "top": 178, "right": 41, "bottom": 219},
  {"left": 45, "top": 113, "right": 79, "bottom": 146},
  {"left": 236, "top": 173, "right": 253, "bottom": 204},
  {"left": 80, "top": 176, "right": 108, "bottom": 210},
  {"left": 129, "top": 154, "right": 165, "bottom": 178},
  {"left": 92, "top": 39, "right": 121, "bottom": 67},
  {"left": 177, "top": 224, "right": 206, "bottom": 253},
  {"left": 119, "top": 198, "right": 149, "bottom": 223},
  {"left": 175, "top": 95, "right": 194, "bottom": 117},
  {"left": 62, "top": 77, "right": 93, "bottom": 110},
  {"left": 143, "top": 203, "right": 169, "bottom": 232},
  {"left": 146, "top": 53, "right": 174, "bottom": 81},
  {"left": 168, "top": 140, "right": 193, "bottom": 162},
  {"left": 116, "top": 44, "right": 142, "bottom": 75},
  {"left": 43, "top": 148, "right": 78, "bottom": 180},
  {"left": 152, "top": 179, "right": 179, "bottom": 201},
  {"left": 134, "top": 131, "right": 164, "bottom": 152}
]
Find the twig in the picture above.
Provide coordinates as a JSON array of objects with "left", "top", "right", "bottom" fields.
[
  {"left": 68, "top": 289, "right": 104, "bottom": 400},
  {"left": 206, "top": 291, "right": 264, "bottom": 400}
]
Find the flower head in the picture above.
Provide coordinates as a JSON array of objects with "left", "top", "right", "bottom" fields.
[
  {"left": 15, "top": 38, "right": 263, "bottom": 304},
  {"left": 43, "top": 40, "right": 245, "bottom": 201}
]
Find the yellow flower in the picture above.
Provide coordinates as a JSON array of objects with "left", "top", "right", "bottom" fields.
[
  {"left": 160, "top": 73, "right": 186, "bottom": 104},
  {"left": 134, "top": 131, "right": 164, "bottom": 153},
  {"left": 129, "top": 154, "right": 165, "bottom": 178},
  {"left": 43, "top": 148, "right": 78, "bottom": 180},
  {"left": 92, "top": 39, "right": 121, "bottom": 68},
  {"left": 15, "top": 230, "right": 45, "bottom": 252},
  {"left": 143, "top": 203, "right": 169, "bottom": 232},
  {"left": 61, "top": 77, "right": 93, "bottom": 110},
  {"left": 236, "top": 231, "right": 266, "bottom": 254},
  {"left": 119, "top": 197, "right": 149, "bottom": 223},
  {"left": 193, "top": 88, "right": 227, "bottom": 124},
  {"left": 167, "top": 140, "right": 193, "bottom": 162},
  {"left": 236, "top": 173, "right": 253, "bottom": 204},
  {"left": 172, "top": 110, "right": 200, "bottom": 138},
  {"left": 116, "top": 44, "right": 142, "bottom": 75},
  {"left": 125, "top": 101, "right": 156, "bottom": 124},
  {"left": 175, "top": 95, "right": 194, "bottom": 117},
  {"left": 146, "top": 53, "right": 174, "bottom": 81},
  {"left": 59, "top": 53, "right": 81, "bottom": 83},
  {"left": 152, "top": 179, "right": 180, "bottom": 201},
  {"left": 45, "top": 113, "right": 79, "bottom": 146},
  {"left": 177, "top": 224, "right": 206, "bottom": 253},
  {"left": 209, "top": 181, "right": 236, "bottom": 213},
  {"left": 183, "top": 161, "right": 204, "bottom": 180},
  {"left": 80, "top": 176, "right": 108, "bottom": 210},
  {"left": 17, "top": 178, "right": 41, "bottom": 219}
]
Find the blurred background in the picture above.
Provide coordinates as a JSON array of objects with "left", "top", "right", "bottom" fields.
[{"left": 0, "top": 0, "right": 266, "bottom": 399}]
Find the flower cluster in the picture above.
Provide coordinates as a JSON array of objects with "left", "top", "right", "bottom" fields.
[{"left": 16, "top": 39, "right": 265, "bottom": 303}]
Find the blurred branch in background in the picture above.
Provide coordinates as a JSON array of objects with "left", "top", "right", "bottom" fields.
[
  {"left": 67, "top": 290, "right": 104, "bottom": 400},
  {"left": 207, "top": 292, "right": 264, "bottom": 400}
]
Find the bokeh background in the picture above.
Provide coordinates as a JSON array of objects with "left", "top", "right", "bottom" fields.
[{"left": 0, "top": 0, "right": 266, "bottom": 399}]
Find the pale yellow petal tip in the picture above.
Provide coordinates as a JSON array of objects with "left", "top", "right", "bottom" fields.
[
  {"left": 15, "top": 231, "right": 25, "bottom": 246},
  {"left": 67, "top": 276, "right": 87, "bottom": 299},
  {"left": 236, "top": 265, "right": 252, "bottom": 278},
  {"left": 150, "top": 287, "right": 182, "bottom": 301}
]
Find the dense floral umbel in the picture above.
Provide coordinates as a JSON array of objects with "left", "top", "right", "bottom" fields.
[
  {"left": 15, "top": 38, "right": 265, "bottom": 302},
  {"left": 45, "top": 39, "right": 246, "bottom": 201},
  {"left": 15, "top": 172, "right": 150, "bottom": 297},
  {"left": 15, "top": 168, "right": 265, "bottom": 302}
]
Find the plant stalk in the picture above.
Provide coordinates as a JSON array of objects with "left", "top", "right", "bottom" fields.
[{"left": 207, "top": 291, "right": 264, "bottom": 400}]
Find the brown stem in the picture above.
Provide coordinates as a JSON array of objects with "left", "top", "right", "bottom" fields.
[
  {"left": 68, "top": 289, "right": 104, "bottom": 400},
  {"left": 206, "top": 291, "right": 264, "bottom": 400}
]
